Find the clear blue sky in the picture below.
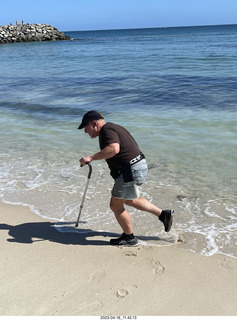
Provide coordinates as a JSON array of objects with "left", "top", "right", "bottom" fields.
[{"left": 1, "top": 0, "right": 236, "bottom": 31}]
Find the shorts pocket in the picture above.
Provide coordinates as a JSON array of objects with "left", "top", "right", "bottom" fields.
[{"left": 131, "top": 160, "right": 148, "bottom": 185}]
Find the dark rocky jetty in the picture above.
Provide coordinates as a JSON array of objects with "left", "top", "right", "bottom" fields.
[{"left": 0, "top": 23, "right": 70, "bottom": 44}]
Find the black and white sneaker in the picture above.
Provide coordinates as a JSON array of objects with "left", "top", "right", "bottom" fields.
[
  {"left": 110, "top": 233, "right": 138, "bottom": 246},
  {"left": 159, "top": 210, "right": 174, "bottom": 232}
]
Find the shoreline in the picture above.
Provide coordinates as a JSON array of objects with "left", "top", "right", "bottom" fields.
[{"left": 0, "top": 200, "right": 236, "bottom": 316}]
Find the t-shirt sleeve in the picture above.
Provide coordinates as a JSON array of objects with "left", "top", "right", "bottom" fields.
[{"left": 102, "top": 127, "right": 120, "bottom": 146}]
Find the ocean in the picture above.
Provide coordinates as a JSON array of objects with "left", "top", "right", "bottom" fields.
[{"left": 0, "top": 24, "right": 236, "bottom": 258}]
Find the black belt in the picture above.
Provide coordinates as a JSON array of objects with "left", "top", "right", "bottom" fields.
[{"left": 129, "top": 152, "right": 145, "bottom": 166}]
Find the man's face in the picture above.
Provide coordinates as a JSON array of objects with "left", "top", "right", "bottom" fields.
[{"left": 84, "top": 122, "right": 97, "bottom": 139}]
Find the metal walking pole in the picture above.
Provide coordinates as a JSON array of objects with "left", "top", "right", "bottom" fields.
[{"left": 75, "top": 163, "right": 92, "bottom": 227}]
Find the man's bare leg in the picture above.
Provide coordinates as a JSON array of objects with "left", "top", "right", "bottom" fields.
[
  {"left": 109, "top": 195, "right": 173, "bottom": 245},
  {"left": 125, "top": 197, "right": 162, "bottom": 216},
  {"left": 125, "top": 197, "right": 174, "bottom": 232},
  {"left": 110, "top": 196, "right": 133, "bottom": 234}
]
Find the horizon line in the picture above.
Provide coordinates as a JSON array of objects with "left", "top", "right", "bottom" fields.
[{"left": 63, "top": 23, "right": 237, "bottom": 33}]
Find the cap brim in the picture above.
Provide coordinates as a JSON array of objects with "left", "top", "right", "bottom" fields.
[{"left": 78, "top": 122, "right": 87, "bottom": 129}]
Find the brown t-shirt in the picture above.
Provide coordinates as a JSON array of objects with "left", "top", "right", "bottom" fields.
[{"left": 99, "top": 122, "right": 141, "bottom": 171}]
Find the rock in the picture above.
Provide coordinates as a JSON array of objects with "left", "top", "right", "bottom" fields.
[{"left": 0, "top": 23, "right": 70, "bottom": 44}]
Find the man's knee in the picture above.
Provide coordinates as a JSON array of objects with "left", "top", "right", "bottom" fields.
[
  {"left": 110, "top": 197, "right": 125, "bottom": 215},
  {"left": 125, "top": 198, "right": 142, "bottom": 207}
]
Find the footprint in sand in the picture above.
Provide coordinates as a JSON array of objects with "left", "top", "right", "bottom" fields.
[
  {"left": 115, "top": 288, "right": 130, "bottom": 298},
  {"left": 152, "top": 259, "right": 165, "bottom": 274},
  {"left": 89, "top": 270, "right": 106, "bottom": 284},
  {"left": 89, "top": 299, "right": 104, "bottom": 312},
  {"left": 124, "top": 250, "right": 138, "bottom": 256},
  {"left": 80, "top": 298, "right": 104, "bottom": 313},
  {"left": 132, "top": 257, "right": 165, "bottom": 275}
]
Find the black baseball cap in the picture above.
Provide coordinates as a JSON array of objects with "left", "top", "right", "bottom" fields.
[{"left": 78, "top": 111, "right": 104, "bottom": 129}]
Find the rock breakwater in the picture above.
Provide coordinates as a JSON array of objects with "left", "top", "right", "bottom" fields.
[{"left": 0, "top": 23, "right": 70, "bottom": 44}]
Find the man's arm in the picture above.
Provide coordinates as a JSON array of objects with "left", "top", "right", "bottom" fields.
[{"left": 80, "top": 143, "right": 120, "bottom": 166}]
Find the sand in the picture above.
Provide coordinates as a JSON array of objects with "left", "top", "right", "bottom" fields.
[{"left": 0, "top": 200, "right": 236, "bottom": 316}]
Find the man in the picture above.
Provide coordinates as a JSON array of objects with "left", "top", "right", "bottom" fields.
[{"left": 79, "top": 110, "right": 174, "bottom": 246}]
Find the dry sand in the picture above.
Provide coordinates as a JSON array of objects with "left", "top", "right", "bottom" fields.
[{"left": 0, "top": 201, "right": 236, "bottom": 316}]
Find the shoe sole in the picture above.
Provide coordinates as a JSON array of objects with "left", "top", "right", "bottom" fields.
[
  {"left": 111, "top": 243, "right": 139, "bottom": 247},
  {"left": 110, "top": 240, "right": 139, "bottom": 247},
  {"left": 165, "top": 210, "right": 174, "bottom": 232}
]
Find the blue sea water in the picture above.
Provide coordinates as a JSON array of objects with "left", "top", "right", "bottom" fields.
[{"left": 0, "top": 24, "right": 236, "bottom": 258}]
